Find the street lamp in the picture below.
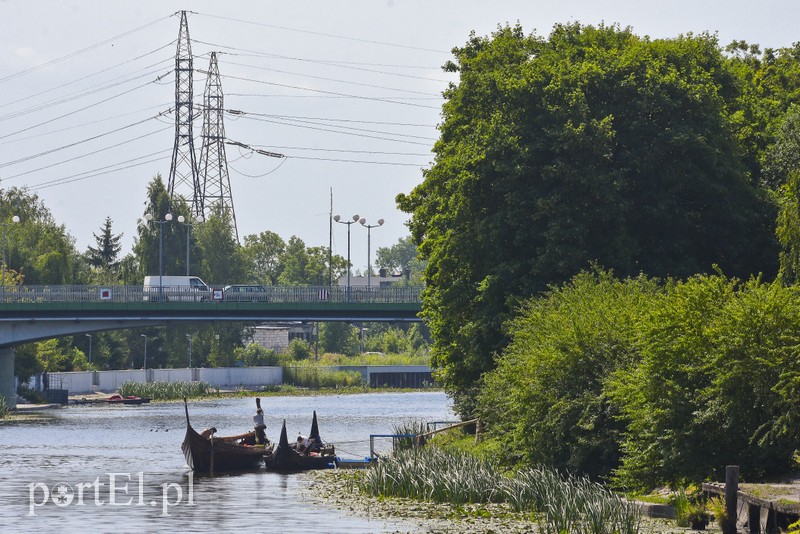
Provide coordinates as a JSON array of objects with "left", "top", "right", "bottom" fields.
[
  {"left": 1, "top": 215, "right": 20, "bottom": 291},
  {"left": 359, "top": 217, "right": 384, "bottom": 291},
  {"left": 85, "top": 334, "right": 92, "bottom": 364},
  {"left": 333, "top": 213, "right": 359, "bottom": 298},
  {"left": 186, "top": 333, "right": 193, "bottom": 368},
  {"left": 177, "top": 214, "right": 204, "bottom": 276},
  {"left": 144, "top": 212, "right": 173, "bottom": 301},
  {"left": 141, "top": 334, "right": 148, "bottom": 371}
]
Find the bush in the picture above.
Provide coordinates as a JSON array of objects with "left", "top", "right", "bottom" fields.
[
  {"left": 286, "top": 339, "right": 313, "bottom": 361},
  {"left": 477, "top": 269, "right": 660, "bottom": 478},
  {"left": 17, "top": 385, "right": 45, "bottom": 404}
]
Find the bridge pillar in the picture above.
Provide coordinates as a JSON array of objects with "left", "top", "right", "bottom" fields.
[{"left": 0, "top": 348, "right": 15, "bottom": 410}]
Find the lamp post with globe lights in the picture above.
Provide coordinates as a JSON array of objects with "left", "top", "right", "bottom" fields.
[
  {"left": 359, "top": 217, "right": 384, "bottom": 292},
  {"left": 333, "top": 213, "right": 360, "bottom": 299}
]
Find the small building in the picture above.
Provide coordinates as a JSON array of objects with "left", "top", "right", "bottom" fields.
[{"left": 250, "top": 322, "right": 314, "bottom": 352}]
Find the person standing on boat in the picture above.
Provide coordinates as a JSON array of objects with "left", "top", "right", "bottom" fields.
[{"left": 253, "top": 397, "right": 267, "bottom": 445}]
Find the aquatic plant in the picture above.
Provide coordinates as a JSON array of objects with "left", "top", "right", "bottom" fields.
[
  {"left": 357, "top": 447, "right": 641, "bottom": 533},
  {"left": 119, "top": 380, "right": 210, "bottom": 400},
  {"left": 0, "top": 395, "right": 9, "bottom": 418}
]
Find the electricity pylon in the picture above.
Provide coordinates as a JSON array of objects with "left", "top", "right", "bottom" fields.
[
  {"left": 167, "top": 10, "right": 201, "bottom": 216},
  {"left": 198, "top": 52, "right": 238, "bottom": 241}
]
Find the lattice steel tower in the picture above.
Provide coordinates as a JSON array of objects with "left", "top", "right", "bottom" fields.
[
  {"left": 198, "top": 52, "right": 238, "bottom": 240},
  {"left": 168, "top": 11, "right": 202, "bottom": 216}
]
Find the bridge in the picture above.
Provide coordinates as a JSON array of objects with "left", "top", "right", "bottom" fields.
[{"left": 0, "top": 284, "right": 424, "bottom": 409}]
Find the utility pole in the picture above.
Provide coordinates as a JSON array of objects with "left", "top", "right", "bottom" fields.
[
  {"left": 198, "top": 52, "right": 238, "bottom": 240},
  {"left": 168, "top": 11, "right": 201, "bottom": 216}
]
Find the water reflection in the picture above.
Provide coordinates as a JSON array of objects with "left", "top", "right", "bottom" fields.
[{"left": 0, "top": 392, "right": 453, "bottom": 532}]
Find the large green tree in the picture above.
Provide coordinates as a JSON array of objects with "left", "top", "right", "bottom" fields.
[{"left": 399, "top": 24, "right": 778, "bottom": 416}]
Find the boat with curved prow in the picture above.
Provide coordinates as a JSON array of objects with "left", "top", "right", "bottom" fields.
[
  {"left": 264, "top": 411, "right": 336, "bottom": 472},
  {"left": 181, "top": 398, "right": 271, "bottom": 474}
]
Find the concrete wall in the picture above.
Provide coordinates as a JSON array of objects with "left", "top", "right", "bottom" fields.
[
  {"left": 52, "top": 366, "right": 283, "bottom": 394},
  {"left": 23, "top": 365, "right": 431, "bottom": 395}
]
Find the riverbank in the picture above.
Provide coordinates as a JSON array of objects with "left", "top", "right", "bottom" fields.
[{"left": 302, "top": 469, "right": 693, "bottom": 533}]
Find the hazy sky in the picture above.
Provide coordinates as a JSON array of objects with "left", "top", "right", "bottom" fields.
[{"left": 1, "top": 0, "right": 798, "bottom": 277}]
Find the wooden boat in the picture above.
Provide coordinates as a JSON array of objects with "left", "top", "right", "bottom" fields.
[
  {"left": 264, "top": 411, "right": 336, "bottom": 472},
  {"left": 181, "top": 399, "right": 271, "bottom": 474},
  {"left": 105, "top": 394, "right": 151, "bottom": 405}
]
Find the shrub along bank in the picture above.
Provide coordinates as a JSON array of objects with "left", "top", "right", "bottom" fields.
[{"left": 476, "top": 269, "right": 800, "bottom": 490}]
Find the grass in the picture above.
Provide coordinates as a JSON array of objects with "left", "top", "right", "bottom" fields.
[
  {"left": 308, "top": 352, "right": 430, "bottom": 366},
  {"left": 119, "top": 380, "right": 211, "bottom": 400},
  {"left": 0, "top": 395, "right": 8, "bottom": 418},
  {"left": 354, "top": 446, "right": 641, "bottom": 533},
  {"left": 282, "top": 367, "right": 365, "bottom": 388}
]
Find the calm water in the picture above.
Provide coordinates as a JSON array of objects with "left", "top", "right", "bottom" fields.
[{"left": 0, "top": 392, "right": 455, "bottom": 533}]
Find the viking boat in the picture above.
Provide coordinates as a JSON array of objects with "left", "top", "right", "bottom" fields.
[
  {"left": 264, "top": 411, "right": 336, "bottom": 472},
  {"left": 181, "top": 399, "right": 271, "bottom": 474}
]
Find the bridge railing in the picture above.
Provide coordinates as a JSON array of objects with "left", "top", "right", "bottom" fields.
[{"left": 0, "top": 284, "right": 424, "bottom": 304}]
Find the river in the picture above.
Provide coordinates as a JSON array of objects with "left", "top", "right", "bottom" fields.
[{"left": 0, "top": 392, "right": 455, "bottom": 533}]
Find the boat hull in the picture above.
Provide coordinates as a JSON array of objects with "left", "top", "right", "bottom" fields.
[{"left": 264, "top": 419, "right": 335, "bottom": 473}]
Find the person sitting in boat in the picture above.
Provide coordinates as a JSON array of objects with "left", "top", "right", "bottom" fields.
[
  {"left": 253, "top": 398, "right": 268, "bottom": 445},
  {"left": 200, "top": 427, "right": 217, "bottom": 439},
  {"left": 295, "top": 434, "right": 316, "bottom": 454}
]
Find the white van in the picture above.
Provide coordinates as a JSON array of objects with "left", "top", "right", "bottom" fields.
[{"left": 143, "top": 275, "right": 211, "bottom": 302}]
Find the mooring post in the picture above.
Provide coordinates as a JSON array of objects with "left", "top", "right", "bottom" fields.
[{"left": 724, "top": 465, "right": 739, "bottom": 534}]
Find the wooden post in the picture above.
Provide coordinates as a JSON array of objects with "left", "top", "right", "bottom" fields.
[{"left": 724, "top": 465, "right": 739, "bottom": 534}]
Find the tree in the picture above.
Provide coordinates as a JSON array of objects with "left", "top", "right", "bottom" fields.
[
  {"left": 0, "top": 187, "right": 82, "bottom": 284},
  {"left": 134, "top": 176, "right": 187, "bottom": 281},
  {"left": 278, "top": 236, "right": 344, "bottom": 285},
  {"left": 319, "top": 322, "right": 359, "bottom": 356},
  {"left": 243, "top": 231, "right": 286, "bottom": 285},
  {"left": 398, "top": 23, "right": 778, "bottom": 416},
  {"left": 195, "top": 206, "right": 246, "bottom": 284},
  {"left": 86, "top": 216, "right": 123, "bottom": 283}
]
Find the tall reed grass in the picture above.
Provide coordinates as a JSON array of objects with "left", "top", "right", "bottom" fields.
[
  {"left": 119, "top": 381, "right": 211, "bottom": 400},
  {"left": 283, "top": 367, "right": 364, "bottom": 388},
  {"left": 0, "top": 395, "right": 9, "bottom": 418},
  {"left": 356, "top": 447, "right": 641, "bottom": 533}
]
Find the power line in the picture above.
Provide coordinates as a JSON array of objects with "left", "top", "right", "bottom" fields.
[
  {"left": 201, "top": 71, "right": 440, "bottom": 110},
  {"left": 0, "top": 109, "right": 170, "bottom": 168},
  {"left": 1, "top": 124, "right": 173, "bottom": 181},
  {"left": 0, "top": 64, "right": 171, "bottom": 122},
  {"left": 0, "top": 14, "right": 175, "bottom": 85},
  {"left": 192, "top": 39, "right": 451, "bottom": 83},
  {"left": 0, "top": 42, "right": 175, "bottom": 111},
  {"left": 229, "top": 110, "right": 435, "bottom": 138},
  {"left": 226, "top": 110, "right": 434, "bottom": 145},
  {"left": 29, "top": 149, "right": 172, "bottom": 191},
  {"left": 0, "top": 71, "right": 171, "bottom": 141},
  {"left": 218, "top": 58, "right": 440, "bottom": 96},
  {"left": 193, "top": 12, "right": 449, "bottom": 54},
  {"left": 1, "top": 102, "right": 173, "bottom": 145}
]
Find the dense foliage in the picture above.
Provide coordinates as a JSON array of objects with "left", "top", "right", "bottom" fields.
[
  {"left": 477, "top": 269, "right": 800, "bottom": 489},
  {"left": 399, "top": 23, "right": 797, "bottom": 416}
]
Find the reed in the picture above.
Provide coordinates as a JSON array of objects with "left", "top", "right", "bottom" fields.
[
  {"left": 0, "top": 395, "right": 8, "bottom": 418},
  {"left": 357, "top": 447, "right": 641, "bottom": 533},
  {"left": 119, "top": 380, "right": 211, "bottom": 400},
  {"left": 282, "top": 367, "right": 364, "bottom": 389}
]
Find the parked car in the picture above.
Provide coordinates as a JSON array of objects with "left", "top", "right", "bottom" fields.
[{"left": 223, "top": 284, "right": 268, "bottom": 302}]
